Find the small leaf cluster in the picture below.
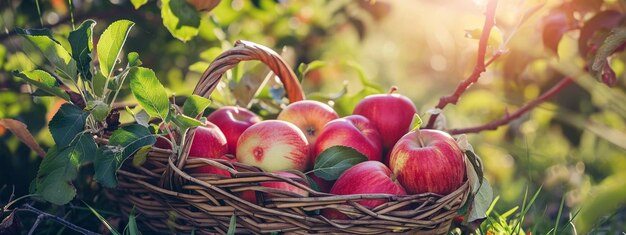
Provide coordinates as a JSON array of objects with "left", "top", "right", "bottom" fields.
[{"left": 13, "top": 19, "right": 211, "bottom": 205}]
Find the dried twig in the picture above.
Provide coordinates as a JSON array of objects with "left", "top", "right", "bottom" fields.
[
  {"left": 14, "top": 204, "right": 99, "bottom": 235},
  {"left": 425, "top": 0, "right": 500, "bottom": 129},
  {"left": 448, "top": 77, "right": 573, "bottom": 134}
]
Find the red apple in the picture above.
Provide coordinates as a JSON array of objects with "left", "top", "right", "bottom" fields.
[
  {"left": 313, "top": 115, "right": 382, "bottom": 163},
  {"left": 239, "top": 190, "right": 258, "bottom": 204},
  {"left": 353, "top": 87, "right": 417, "bottom": 150},
  {"left": 154, "top": 124, "right": 177, "bottom": 149},
  {"left": 277, "top": 100, "right": 339, "bottom": 148},
  {"left": 309, "top": 174, "right": 334, "bottom": 193},
  {"left": 207, "top": 106, "right": 261, "bottom": 155},
  {"left": 323, "top": 161, "right": 406, "bottom": 219},
  {"left": 239, "top": 172, "right": 309, "bottom": 204},
  {"left": 389, "top": 129, "right": 465, "bottom": 195},
  {"left": 236, "top": 120, "right": 310, "bottom": 172},
  {"left": 261, "top": 172, "right": 309, "bottom": 197},
  {"left": 187, "top": 121, "right": 229, "bottom": 174},
  {"left": 190, "top": 154, "right": 237, "bottom": 177}
]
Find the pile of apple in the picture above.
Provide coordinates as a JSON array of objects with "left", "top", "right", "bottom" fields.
[{"left": 159, "top": 88, "right": 466, "bottom": 219}]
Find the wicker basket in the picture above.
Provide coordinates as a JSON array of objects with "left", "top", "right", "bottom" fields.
[{"left": 106, "top": 40, "right": 472, "bottom": 234}]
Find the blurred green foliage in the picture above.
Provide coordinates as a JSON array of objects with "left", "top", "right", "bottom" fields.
[{"left": 1, "top": 0, "right": 626, "bottom": 234}]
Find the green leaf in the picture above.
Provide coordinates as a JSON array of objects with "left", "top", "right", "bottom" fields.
[
  {"left": 182, "top": 95, "right": 210, "bottom": 118},
  {"left": 86, "top": 100, "right": 111, "bottom": 122},
  {"left": 591, "top": 27, "right": 626, "bottom": 81},
  {"left": 227, "top": 214, "right": 236, "bottom": 235},
  {"left": 334, "top": 86, "right": 380, "bottom": 116},
  {"left": 12, "top": 70, "right": 70, "bottom": 100},
  {"left": 97, "top": 20, "right": 135, "bottom": 78},
  {"left": 73, "top": 132, "right": 98, "bottom": 162},
  {"left": 134, "top": 109, "right": 151, "bottom": 127},
  {"left": 171, "top": 113, "right": 204, "bottom": 131},
  {"left": 132, "top": 146, "right": 151, "bottom": 167},
  {"left": 593, "top": 27, "right": 626, "bottom": 71},
  {"left": 131, "top": 0, "right": 148, "bottom": 9},
  {"left": 125, "top": 208, "right": 140, "bottom": 235},
  {"left": 68, "top": 19, "right": 96, "bottom": 81},
  {"left": 464, "top": 28, "right": 503, "bottom": 47},
  {"left": 297, "top": 60, "right": 327, "bottom": 82},
  {"left": 36, "top": 133, "right": 95, "bottom": 205},
  {"left": 465, "top": 150, "right": 484, "bottom": 186},
  {"left": 93, "top": 71, "right": 107, "bottom": 97},
  {"left": 17, "top": 28, "right": 78, "bottom": 80},
  {"left": 313, "top": 146, "right": 368, "bottom": 180},
  {"left": 127, "top": 52, "right": 142, "bottom": 67},
  {"left": 467, "top": 179, "right": 493, "bottom": 222},
  {"left": 94, "top": 124, "right": 156, "bottom": 187},
  {"left": 410, "top": 113, "right": 423, "bottom": 131},
  {"left": 35, "top": 147, "right": 77, "bottom": 205},
  {"left": 49, "top": 103, "right": 89, "bottom": 147},
  {"left": 343, "top": 61, "right": 384, "bottom": 92},
  {"left": 306, "top": 175, "right": 321, "bottom": 192},
  {"left": 332, "top": 63, "right": 384, "bottom": 116},
  {"left": 128, "top": 67, "right": 170, "bottom": 120},
  {"left": 161, "top": 0, "right": 201, "bottom": 42}
]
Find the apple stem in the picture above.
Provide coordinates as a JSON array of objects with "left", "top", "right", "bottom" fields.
[
  {"left": 388, "top": 86, "right": 398, "bottom": 95},
  {"left": 415, "top": 129, "right": 426, "bottom": 147}
]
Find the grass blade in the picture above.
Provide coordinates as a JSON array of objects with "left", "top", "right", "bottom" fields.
[
  {"left": 83, "top": 201, "right": 120, "bottom": 235},
  {"left": 553, "top": 196, "right": 566, "bottom": 234},
  {"left": 227, "top": 214, "right": 236, "bottom": 235}
]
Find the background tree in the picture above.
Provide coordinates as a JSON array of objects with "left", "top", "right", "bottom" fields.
[{"left": 1, "top": 0, "right": 625, "bottom": 234}]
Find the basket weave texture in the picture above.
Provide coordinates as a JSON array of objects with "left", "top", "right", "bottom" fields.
[{"left": 106, "top": 40, "right": 472, "bottom": 234}]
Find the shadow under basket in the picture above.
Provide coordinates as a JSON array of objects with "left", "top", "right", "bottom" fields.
[{"left": 105, "top": 40, "right": 472, "bottom": 234}]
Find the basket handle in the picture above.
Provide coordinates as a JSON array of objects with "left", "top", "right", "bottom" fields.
[{"left": 193, "top": 40, "right": 305, "bottom": 102}]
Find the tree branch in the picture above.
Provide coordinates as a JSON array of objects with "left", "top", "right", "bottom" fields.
[
  {"left": 15, "top": 204, "right": 100, "bottom": 235},
  {"left": 425, "top": 0, "right": 499, "bottom": 129},
  {"left": 0, "top": 7, "right": 136, "bottom": 42},
  {"left": 448, "top": 77, "right": 574, "bottom": 135}
]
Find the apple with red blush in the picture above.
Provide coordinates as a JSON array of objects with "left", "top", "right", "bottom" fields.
[
  {"left": 323, "top": 161, "right": 406, "bottom": 219},
  {"left": 207, "top": 106, "right": 261, "bottom": 155},
  {"left": 277, "top": 100, "right": 338, "bottom": 148},
  {"left": 239, "top": 171, "right": 309, "bottom": 204},
  {"left": 353, "top": 87, "right": 417, "bottom": 151},
  {"left": 313, "top": 115, "right": 382, "bottom": 163},
  {"left": 389, "top": 129, "right": 466, "bottom": 195},
  {"left": 186, "top": 121, "right": 230, "bottom": 176},
  {"left": 236, "top": 120, "right": 310, "bottom": 172}
]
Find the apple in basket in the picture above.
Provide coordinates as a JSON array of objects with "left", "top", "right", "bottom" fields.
[
  {"left": 389, "top": 129, "right": 466, "bottom": 195},
  {"left": 261, "top": 172, "right": 309, "bottom": 197},
  {"left": 187, "top": 121, "right": 230, "bottom": 176},
  {"left": 323, "top": 161, "right": 406, "bottom": 219},
  {"left": 190, "top": 154, "right": 237, "bottom": 177},
  {"left": 207, "top": 106, "right": 262, "bottom": 155},
  {"left": 311, "top": 115, "right": 383, "bottom": 192},
  {"left": 353, "top": 87, "right": 417, "bottom": 151},
  {"left": 308, "top": 174, "right": 333, "bottom": 193},
  {"left": 277, "top": 100, "right": 339, "bottom": 150},
  {"left": 239, "top": 172, "right": 309, "bottom": 204},
  {"left": 236, "top": 120, "right": 310, "bottom": 172},
  {"left": 154, "top": 124, "right": 177, "bottom": 150},
  {"left": 313, "top": 115, "right": 383, "bottom": 163}
]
